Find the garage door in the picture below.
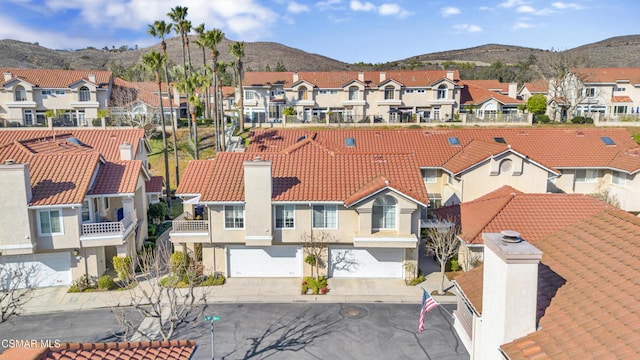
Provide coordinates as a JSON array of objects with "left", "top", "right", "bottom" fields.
[
  {"left": 0, "top": 253, "right": 72, "bottom": 289},
  {"left": 227, "top": 246, "right": 302, "bottom": 277},
  {"left": 329, "top": 247, "right": 404, "bottom": 278}
]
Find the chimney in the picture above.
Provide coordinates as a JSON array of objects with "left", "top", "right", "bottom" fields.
[
  {"left": 481, "top": 230, "right": 542, "bottom": 359},
  {"left": 243, "top": 157, "right": 273, "bottom": 246},
  {"left": 293, "top": 72, "right": 299, "bottom": 82},
  {"left": 0, "top": 162, "right": 34, "bottom": 254},
  {"left": 4, "top": 72, "right": 13, "bottom": 82},
  {"left": 446, "top": 71, "right": 454, "bottom": 81},
  {"left": 88, "top": 73, "right": 97, "bottom": 83},
  {"left": 119, "top": 142, "right": 134, "bottom": 160},
  {"left": 379, "top": 71, "right": 386, "bottom": 82},
  {"left": 358, "top": 71, "right": 364, "bottom": 82},
  {"left": 508, "top": 83, "right": 518, "bottom": 99}
]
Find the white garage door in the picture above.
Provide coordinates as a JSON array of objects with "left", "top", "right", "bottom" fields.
[
  {"left": 227, "top": 246, "right": 302, "bottom": 277},
  {"left": 329, "top": 247, "right": 404, "bottom": 278},
  {"left": 0, "top": 253, "right": 72, "bottom": 289}
]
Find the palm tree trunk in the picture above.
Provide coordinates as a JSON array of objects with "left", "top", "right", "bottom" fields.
[
  {"left": 157, "top": 80, "right": 172, "bottom": 209},
  {"left": 164, "top": 62, "right": 180, "bottom": 186},
  {"left": 191, "top": 110, "right": 199, "bottom": 160},
  {"left": 180, "top": 31, "right": 191, "bottom": 141}
]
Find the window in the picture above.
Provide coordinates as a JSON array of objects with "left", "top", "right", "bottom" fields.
[
  {"left": 14, "top": 85, "right": 26, "bottom": 101},
  {"left": 224, "top": 205, "right": 245, "bottom": 229},
  {"left": 275, "top": 205, "right": 295, "bottom": 229},
  {"left": 422, "top": 169, "right": 437, "bottom": 183},
  {"left": 494, "top": 137, "right": 507, "bottom": 144},
  {"left": 23, "top": 110, "right": 33, "bottom": 125},
  {"left": 575, "top": 169, "right": 597, "bottom": 183},
  {"left": 78, "top": 110, "right": 86, "bottom": 126},
  {"left": 312, "top": 205, "right": 337, "bottom": 229},
  {"left": 405, "top": 89, "right": 414, "bottom": 94},
  {"left": 348, "top": 86, "right": 359, "bottom": 100},
  {"left": 38, "top": 210, "right": 63, "bottom": 235},
  {"left": 426, "top": 194, "right": 442, "bottom": 220},
  {"left": 372, "top": 195, "right": 397, "bottom": 230},
  {"left": 448, "top": 137, "right": 460, "bottom": 146},
  {"left": 81, "top": 200, "right": 91, "bottom": 222},
  {"left": 611, "top": 171, "right": 627, "bottom": 187},
  {"left": 54, "top": 90, "right": 65, "bottom": 95},
  {"left": 384, "top": 86, "right": 394, "bottom": 100},
  {"left": 614, "top": 106, "right": 628, "bottom": 114},
  {"left": 244, "top": 90, "right": 255, "bottom": 100},
  {"left": 41, "top": 90, "right": 52, "bottom": 96},
  {"left": 600, "top": 136, "right": 616, "bottom": 146},
  {"left": 79, "top": 86, "right": 90, "bottom": 102},
  {"left": 615, "top": 86, "right": 626, "bottom": 92},
  {"left": 330, "top": 90, "right": 339, "bottom": 95},
  {"left": 103, "top": 197, "right": 110, "bottom": 209},
  {"left": 298, "top": 86, "right": 308, "bottom": 100},
  {"left": 437, "top": 85, "right": 447, "bottom": 99},
  {"left": 319, "top": 90, "right": 327, "bottom": 95},
  {"left": 584, "top": 87, "right": 595, "bottom": 97},
  {"left": 417, "top": 89, "right": 426, "bottom": 93}
]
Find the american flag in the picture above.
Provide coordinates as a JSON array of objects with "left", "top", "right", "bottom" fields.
[{"left": 418, "top": 289, "right": 439, "bottom": 333}]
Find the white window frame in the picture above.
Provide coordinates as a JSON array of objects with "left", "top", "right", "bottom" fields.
[
  {"left": 384, "top": 86, "right": 395, "bottom": 100},
  {"left": 54, "top": 90, "right": 65, "bottom": 95},
  {"left": 312, "top": 205, "right": 337, "bottom": 229},
  {"left": 372, "top": 196, "right": 397, "bottom": 231},
  {"left": 405, "top": 89, "right": 414, "bottom": 94},
  {"left": 584, "top": 87, "right": 595, "bottom": 97},
  {"left": 417, "top": 89, "right": 426, "bottom": 93},
  {"left": 330, "top": 90, "right": 339, "bottom": 95},
  {"left": 14, "top": 86, "right": 27, "bottom": 101},
  {"left": 37, "top": 209, "right": 64, "bottom": 236},
  {"left": 274, "top": 205, "right": 295, "bottom": 229},
  {"left": 81, "top": 199, "right": 92, "bottom": 223},
  {"left": 79, "top": 86, "right": 90, "bottom": 102},
  {"left": 41, "top": 89, "right": 52, "bottom": 96},
  {"left": 244, "top": 90, "right": 255, "bottom": 100},
  {"left": 224, "top": 205, "right": 245, "bottom": 229},
  {"left": 611, "top": 171, "right": 627, "bottom": 187},
  {"left": 348, "top": 86, "right": 359, "bottom": 100},
  {"left": 575, "top": 169, "right": 598, "bottom": 183},
  {"left": 23, "top": 109, "right": 33, "bottom": 125},
  {"left": 437, "top": 85, "right": 447, "bottom": 99},
  {"left": 422, "top": 169, "right": 437, "bottom": 183}
]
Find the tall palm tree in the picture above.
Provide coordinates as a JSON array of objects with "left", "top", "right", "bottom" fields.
[
  {"left": 147, "top": 20, "right": 180, "bottom": 186},
  {"left": 203, "top": 29, "right": 224, "bottom": 151},
  {"left": 142, "top": 51, "right": 172, "bottom": 208},
  {"left": 176, "top": 73, "right": 203, "bottom": 160},
  {"left": 194, "top": 23, "right": 210, "bottom": 119},
  {"left": 229, "top": 41, "right": 246, "bottom": 130},
  {"left": 167, "top": 6, "right": 191, "bottom": 136},
  {"left": 216, "top": 60, "right": 230, "bottom": 150}
]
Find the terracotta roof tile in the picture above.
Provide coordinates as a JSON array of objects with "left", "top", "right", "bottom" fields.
[
  {"left": 576, "top": 67, "right": 640, "bottom": 84},
  {"left": 0, "top": 68, "right": 112, "bottom": 88},
  {"left": 611, "top": 95, "right": 633, "bottom": 103},
  {"left": 88, "top": 160, "right": 143, "bottom": 195},
  {"left": 111, "top": 78, "right": 174, "bottom": 108},
  {"left": 146, "top": 176, "right": 165, "bottom": 194},
  {"left": 175, "top": 160, "right": 217, "bottom": 195},
  {"left": 441, "top": 139, "right": 509, "bottom": 174},
  {"left": 521, "top": 79, "right": 548, "bottom": 94},
  {"left": 460, "top": 81, "right": 523, "bottom": 105}
]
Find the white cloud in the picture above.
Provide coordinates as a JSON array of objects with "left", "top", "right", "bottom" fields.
[
  {"left": 517, "top": 5, "right": 535, "bottom": 13},
  {"left": 512, "top": 17, "right": 536, "bottom": 29},
  {"left": 552, "top": 2, "right": 585, "bottom": 10},
  {"left": 499, "top": 0, "right": 526, "bottom": 8},
  {"left": 287, "top": 1, "right": 310, "bottom": 13},
  {"left": 378, "top": 3, "right": 412, "bottom": 18},
  {"left": 453, "top": 24, "right": 482, "bottom": 33},
  {"left": 441, "top": 6, "right": 460, "bottom": 17},
  {"left": 350, "top": 0, "right": 375, "bottom": 11},
  {"left": 316, "top": 0, "right": 342, "bottom": 10}
]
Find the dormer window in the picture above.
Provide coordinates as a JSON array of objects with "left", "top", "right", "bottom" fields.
[
  {"left": 372, "top": 195, "right": 397, "bottom": 230},
  {"left": 298, "top": 86, "right": 308, "bottom": 100},
  {"left": 384, "top": 86, "right": 395, "bottom": 100},
  {"left": 79, "top": 86, "right": 90, "bottom": 102},
  {"left": 14, "top": 85, "right": 26, "bottom": 101},
  {"left": 349, "top": 86, "right": 359, "bottom": 100},
  {"left": 437, "top": 84, "right": 447, "bottom": 99}
]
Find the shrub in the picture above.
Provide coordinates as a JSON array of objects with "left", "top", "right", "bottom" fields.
[
  {"left": 97, "top": 275, "right": 116, "bottom": 290},
  {"left": 148, "top": 223, "right": 157, "bottom": 237},
  {"left": 170, "top": 251, "right": 190, "bottom": 276},
  {"left": 200, "top": 273, "right": 226, "bottom": 286},
  {"left": 147, "top": 202, "right": 168, "bottom": 224},
  {"left": 113, "top": 256, "right": 133, "bottom": 281},
  {"left": 534, "top": 115, "right": 551, "bottom": 124},
  {"left": 69, "top": 274, "right": 93, "bottom": 292},
  {"left": 450, "top": 259, "right": 461, "bottom": 272},
  {"left": 303, "top": 276, "right": 328, "bottom": 295}
]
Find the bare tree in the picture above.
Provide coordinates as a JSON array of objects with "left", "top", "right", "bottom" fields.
[
  {"left": 300, "top": 231, "right": 334, "bottom": 280},
  {"left": 424, "top": 225, "right": 460, "bottom": 295},
  {"left": 110, "top": 80, "right": 160, "bottom": 137},
  {"left": 0, "top": 262, "right": 38, "bottom": 323},
  {"left": 113, "top": 245, "right": 208, "bottom": 341}
]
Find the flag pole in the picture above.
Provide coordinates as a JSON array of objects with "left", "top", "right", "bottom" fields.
[{"left": 421, "top": 287, "right": 454, "bottom": 318}]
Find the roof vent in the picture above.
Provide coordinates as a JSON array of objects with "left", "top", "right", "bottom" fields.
[
  {"left": 67, "top": 137, "right": 82, "bottom": 145},
  {"left": 500, "top": 230, "right": 522, "bottom": 243},
  {"left": 296, "top": 135, "right": 307, "bottom": 143},
  {"left": 345, "top": 137, "right": 356, "bottom": 147},
  {"left": 5, "top": 159, "right": 15, "bottom": 165}
]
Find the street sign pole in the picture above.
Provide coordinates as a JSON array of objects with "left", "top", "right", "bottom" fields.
[{"left": 204, "top": 316, "right": 221, "bottom": 360}]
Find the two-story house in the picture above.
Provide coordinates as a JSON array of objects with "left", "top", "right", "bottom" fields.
[
  {"left": 0, "top": 129, "right": 152, "bottom": 287},
  {"left": 109, "top": 78, "right": 180, "bottom": 126},
  {"left": 171, "top": 137, "right": 428, "bottom": 279},
  {"left": 0, "top": 69, "right": 113, "bottom": 127}
]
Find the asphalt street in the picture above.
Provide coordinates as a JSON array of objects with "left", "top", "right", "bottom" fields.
[{"left": 0, "top": 303, "right": 469, "bottom": 360}]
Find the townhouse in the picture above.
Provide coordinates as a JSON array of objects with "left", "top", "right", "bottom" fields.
[
  {"left": 171, "top": 137, "right": 428, "bottom": 280},
  {"left": 450, "top": 194, "right": 640, "bottom": 358},
  {"left": 245, "top": 128, "right": 640, "bottom": 215},
  {"left": 0, "top": 129, "right": 153, "bottom": 287},
  {"left": 0, "top": 68, "right": 112, "bottom": 127},
  {"left": 110, "top": 78, "right": 181, "bottom": 126}
]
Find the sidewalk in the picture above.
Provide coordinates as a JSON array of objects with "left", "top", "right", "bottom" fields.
[{"left": 20, "top": 270, "right": 456, "bottom": 315}]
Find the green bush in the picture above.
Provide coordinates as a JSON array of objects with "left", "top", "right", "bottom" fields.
[
  {"left": 303, "top": 276, "right": 328, "bottom": 295},
  {"left": 147, "top": 202, "right": 168, "bottom": 224},
  {"left": 148, "top": 223, "right": 157, "bottom": 237},
  {"left": 570, "top": 116, "right": 593, "bottom": 124},
  {"left": 97, "top": 275, "right": 116, "bottom": 290},
  {"left": 200, "top": 274, "right": 225, "bottom": 286},
  {"left": 170, "top": 251, "right": 190, "bottom": 276},
  {"left": 69, "top": 274, "right": 93, "bottom": 292},
  {"left": 450, "top": 259, "right": 461, "bottom": 272},
  {"left": 113, "top": 256, "right": 133, "bottom": 281},
  {"left": 534, "top": 115, "right": 551, "bottom": 124}
]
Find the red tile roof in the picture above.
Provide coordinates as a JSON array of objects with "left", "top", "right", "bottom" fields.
[
  {"left": 463, "top": 79, "right": 510, "bottom": 92},
  {"left": 112, "top": 78, "right": 174, "bottom": 108},
  {"left": 246, "top": 128, "right": 640, "bottom": 174},
  {"left": 611, "top": 95, "right": 633, "bottom": 103},
  {"left": 0, "top": 68, "right": 112, "bottom": 88},
  {"left": 521, "top": 79, "right": 548, "bottom": 94},
  {"left": 146, "top": 176, "right": 165, "bottom": 194},
  {"left": 460, "top": 81, "right": 523, "bottom": 105},
  {"left": 441, "top": 140, "right": 510, "bottom": 174},
  {"left": 88, "top": 160, "right": 143, "bottom": 195},
  {"left": 576, "top": 67, "right": 640, "bottom": 84},
  {"left": 179, "top": 139, "right": 428, "bottom": 206},
  {"left": 0, "top": 340, "right": 196, "bottom": 360}
]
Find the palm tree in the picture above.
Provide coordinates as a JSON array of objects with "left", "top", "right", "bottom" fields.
[
  {"left": 167, "top": 6, "right": 191, "bottom": 136},
  {"left": 142, "top": 51, "right": 172, "bottom": 208},
  {"left": 203, "top": 29, "right": 224, "bottom": 151},
  {"left": 147, "top": 20, "right": 180, "bottom": 186},
  {"left": 176, "top": 73, "right": 203, "bottom": 160},
  {"left": 216, "top": 60, "right": 230, "bottom": 150},
  {"left": 194, "top": 23, "right": 210, "bottom": 119},
  {"left": 229, "top": 41, "right": 246, "bottom": 130}
]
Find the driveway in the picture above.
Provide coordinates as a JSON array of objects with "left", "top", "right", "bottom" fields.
[{"left": 0, "top": 303, "right": 468, "bottom": 359}]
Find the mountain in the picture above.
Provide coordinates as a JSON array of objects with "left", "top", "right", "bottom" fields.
[{"left": 0, "top": 34, "right": 639, "bottom": 73}]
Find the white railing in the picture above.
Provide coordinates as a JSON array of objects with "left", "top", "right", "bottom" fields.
[
  {"left": 82, "top": 213, "right": 133, "bottom": 236},
  {"left": 171, "top": 213, "right": 209, "bottom": 233}
]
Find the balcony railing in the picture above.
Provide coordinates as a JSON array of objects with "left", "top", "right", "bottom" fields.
[
  {"left": 82, "top": 213, "right": 133, "bottom": 236},
  {"left": 171, "top": 212, "right": 209, "bottom": 233}
]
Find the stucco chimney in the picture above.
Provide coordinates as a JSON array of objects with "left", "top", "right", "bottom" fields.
[
  {"left": 88, "top": 73, "right": 97, "bottom": 83},
  {"left": 480, "top": 230, "right": 542, "bottom": 359},
  {"left": 119, "top": 142, "right": 134, "bottom": 160},
  {"left": 0, "top": 162, "right": 34, "bottom": 255},
  {"left": 4, "top": 72, "right": 13, "bottom": 82},
  {"left": 243, "top": 157, "right": 273, "bottom": 246},
  {"left": 358, "top": 71, "right": 364, "bottom": 82},
  {"left": 379, "top": 71, "right": 386, "bottom": 82},
  {"left": 446, "top": 71, "right": 454, "bottom": 80},
  {"left": 293, "top": 72, "right": 299, "bottom": 82},
  {"left": 508, "top": 83, "right": 518, "bottom": 99}
]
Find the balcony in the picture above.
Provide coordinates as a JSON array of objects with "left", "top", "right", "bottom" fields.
[
  {"left": 80, "top": 213, "right": 136, "bottom": 246},
  {"left": 170, "top": 212, "right": 210, "bottom": 243}
]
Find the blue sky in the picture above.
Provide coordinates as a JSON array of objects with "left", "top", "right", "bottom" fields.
[{"left": 2, "top": 0, "right": 638, "bottom": 63}]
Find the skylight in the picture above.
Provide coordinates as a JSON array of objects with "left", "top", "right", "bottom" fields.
[
  {"left": 600, "top": 136, "right": 616, "bottom": 146},
  {"left": 494, "top": 137, "right": 506, "bottom": 144},
  {"left": 345, "top": 137, "right": 356, "bottom": 147},
  {"left": 448, "top": 137, "right": 460, "bottom": 146}
]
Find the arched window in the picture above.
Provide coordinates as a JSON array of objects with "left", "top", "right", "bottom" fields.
[
  {"left": 349, "top": 86, "right": 359, "bottom": 100},
  {"left": 14, "top": 85, "right": 26, "bottom": 101},
  {"left": 384, "top": 86, "right": 395, "bottom": 100},
  {"left": 298, "top": 86, "right": 308, "bottom": 100},
  {"left": 437, "top": 84, "right": 447, "bottom": 99},
  {"left": 372, "top": 195, "right": 397, "bottom": 230},
  {"left": 79, "top": 86, "right": 90, "bottom": 102}
]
